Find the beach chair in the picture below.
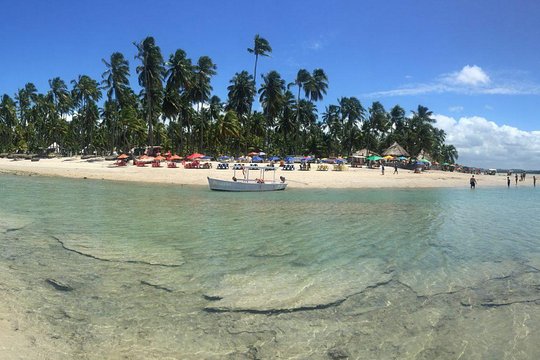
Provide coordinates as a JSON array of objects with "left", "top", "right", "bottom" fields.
[{"left": 167, "top": 162, "right": 177, "bottom": 168}]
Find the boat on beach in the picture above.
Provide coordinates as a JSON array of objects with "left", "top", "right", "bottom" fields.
[{"left": 207, "top": 165, "right": 287, "bottom": 192}]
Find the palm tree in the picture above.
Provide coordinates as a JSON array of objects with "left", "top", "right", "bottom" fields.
[
  {"left": 0, "top": 94, "right": 18, "bottom": 152},
  {"left": 226, "top": 71, "right": 255, "bottom": 119},
  {"left": 190, "top": 56, "right": 217, "bottom": 151},
  {"left": 339, "top": 97, "right": 365, "bottom": 156},
  {"left": 408, "top": 105, "right": 436, "bottom": 156},
  {"left": 288, "top": 69, "right": 311, "bottom": 103},
  {"left": 101, "top": 53, "right": 131, "bottom": 152},
  {"left": 48, "top": 77, "right": 72, "bottom": 117},
  {"left": 71, "top": 75, "right": 102, "bottom": 152},
  {"left": 258, "top": 70, "right": 285, "bottom": 150},
  {"left": 163, "top": 49, "right": 193, "bottom": 152},
  {"left": 165, "top": 49, "right": 192, "bottom": 92},
  {"left": 226, "top": 70, "right": 255, "bottom": 153},
  {"left": 15, "top": 83, "right": 38, "bottom": 128},
  {"left": 102, "top": 52, "right": 131, "bottom": 106},
  {"left": 276, "top": 90, "right": 298, "bottom": 154},
  {"left": 304, "top": 68, "right": 328, "bottom": 102},
  {"left": 247, "top": 34, "right": 272, "bottom": 90},
  {"left": 322, "top": 105, "right": 341, "bottom": 155},
  {"left": 134, "top": 36, "right": 164, "bottom": 149}
]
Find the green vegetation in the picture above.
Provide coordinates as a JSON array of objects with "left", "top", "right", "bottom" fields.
[{"left": 0, "top": 35, "right": 458, "bottom": 164}]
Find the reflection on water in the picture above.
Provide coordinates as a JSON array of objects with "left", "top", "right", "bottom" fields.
[{"left": 0, "top": 174, "right": 539, "bottom": 359}]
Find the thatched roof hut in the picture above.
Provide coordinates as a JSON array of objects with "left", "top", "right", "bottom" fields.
[{"left": 382, "top": 142, "right": 409, "bottom": 157}]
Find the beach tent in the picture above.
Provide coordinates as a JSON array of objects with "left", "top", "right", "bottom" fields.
[{"left": 382, "top": 142, "right": 410, "bottom": 157}]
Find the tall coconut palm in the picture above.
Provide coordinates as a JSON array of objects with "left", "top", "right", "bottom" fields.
[
  {"left": 15, "top": 83, "right": 38, "bottom": 127},
  {"left": 0, "top": 94, "right": 18, "bottom": 152},
  {"left": 258, "top": 70, "right": 285, "bottom": 149},
  {"left": 165, "top": 49, "right": 192, "bottom": 93},
  {"left": 48, "top": 77, "right": 72, "bottom": 117},
  {"left": 102, "top": 52, "right": 131, "bottom": 106},
  {"left": 226, "top": 71, "right": 255, "bottom": 118},
  {"left": 288, "top": 69, "right": 310, "bottom": 103},
  {"left": 190, "top": 56, "right": 217, "bottom": 151},
  {"left": 102, "top": 52, "right": 131, "bottom": 152},
  {"left": 304, "top": 68, "right": 328, "bottom": 102},
  {"left": 134, "top": 36, "right": 164, "bottom": 149},
  {"left": 247, "top": 34, "right": 272, "bottom": 90},
  {"left": 226, "top": 70, "right": 255, "bottom": 153},
  {"left": 71, "top": 75, "right": 102, "bottom": 151},
  {"left": 339, "top": 97, "right": 365, "bottom": 156}
]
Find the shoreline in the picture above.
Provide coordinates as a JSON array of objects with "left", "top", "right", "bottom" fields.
[{"left": 0, "top": 157, "right": 510, "bottom": 189}]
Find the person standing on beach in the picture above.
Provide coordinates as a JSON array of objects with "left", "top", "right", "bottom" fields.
[
  {"left": 534, "top": 175, "right": 536, "bottom": 187},
  {"left": 393, "top": 164, "right": 398, "bottom": 174},
  {"left": 507, "top": 176, "right": 511, "bottom": 188},
  {"left": 470, "top": 175, "right": 477, "bottom": 189},
  {"left": 381, "top": 164, "right": 385, "bottom": 175},
  {"left": 515, "top": 173, "right": 518, "bottom": 186}
]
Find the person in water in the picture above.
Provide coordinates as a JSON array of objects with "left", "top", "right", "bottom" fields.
[
  {"left": 470, "top": 175, "right": 477, "bottom": 189},
  {"left": 507, "top": 176, "right": 511, "bottom": 188}
]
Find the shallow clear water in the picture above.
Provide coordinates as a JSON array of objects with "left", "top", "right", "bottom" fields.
[{"left": 1, "top": 174, "right": 539, "bottom": 359}]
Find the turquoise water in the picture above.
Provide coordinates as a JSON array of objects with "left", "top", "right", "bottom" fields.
[{"left": 1, "top": 174, "right": 539, "bottom": 359}]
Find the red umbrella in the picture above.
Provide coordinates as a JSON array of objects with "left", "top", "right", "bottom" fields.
[
  {"left": 117, "top": 154, "right": 129, "bottom": 159},
  {"left": 170, "top": 154, "right": 182, "bottom": 160},
  {"left": 187, "top": 153, "right": 204, "bottom": 160}
]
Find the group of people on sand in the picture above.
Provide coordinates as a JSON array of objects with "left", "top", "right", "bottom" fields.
[
  {"left": 471, "top": 174, "right": 537, "bottom": 189},
  {"left": 504, "top": 174, "right": 536, "bottom": 188}
]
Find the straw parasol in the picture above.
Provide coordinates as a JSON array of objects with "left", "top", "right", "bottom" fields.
[{"left": 382, "top": 142, "right": 410, "bottom": 157}]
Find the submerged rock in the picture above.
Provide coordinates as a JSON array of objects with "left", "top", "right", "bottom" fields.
[
  {"left": 46, "top": 278, "right": 73, "bottom": 291},
  {"left": 204, "top": 258, "right": 391, "bottom": 313}
]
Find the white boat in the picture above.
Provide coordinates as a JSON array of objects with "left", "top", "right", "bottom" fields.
[{"left": 207, "top": 165, "right": 287, "bottom": 192}]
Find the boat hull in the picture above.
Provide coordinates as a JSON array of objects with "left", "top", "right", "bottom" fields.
[{"left": 207, "top": 177, "right": 287, "bottom": 192}]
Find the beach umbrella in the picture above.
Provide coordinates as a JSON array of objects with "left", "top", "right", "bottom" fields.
[
  {"left": 383, "top": 155, "right": 395, "bottom": 160},
  {"left": 154, "top": 155, "right": 165, "bottom": 161},
  {"left": 170, "top": 154, "right": 182, "bottom": 160},
  {"left": 252, "top": 156, "right": 263, "bottom": 162},
  {"left": 285, "top": 156, "right": 294, "bottom": 163},
  {"left": 366, "top": 155, "right": 383, "bottom": 161},
  {"left": 258, "top": 151, "right": 266, "bottom": 156},
  {"left": 217, "top": 155, "right": 230, "bottom": 161},
  {"left": 269, "top": 156, "right": 280, "bottom": 161},
  {"left": 248, "top": 151, "right": 259, "bottom": 156},
  {"left": 187, "top": 153, "right": 204, "bottom": 160},
  {"left": 419, "top": 158, "right": 430, "bottom": 163},
  {"left": 398, "top": 156, "right": 408, "bottom": 161},
  {"left": 117, "top": 154, "right": 129, "bottom": 159}
]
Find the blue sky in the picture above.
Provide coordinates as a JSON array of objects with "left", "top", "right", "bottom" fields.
[{"left": 1, "top": 0, "right": 540, "bottom": 169}]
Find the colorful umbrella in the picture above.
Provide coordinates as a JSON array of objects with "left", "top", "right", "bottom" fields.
[{"left": 187, "top": 153, "right": 205, "bottom": 160}]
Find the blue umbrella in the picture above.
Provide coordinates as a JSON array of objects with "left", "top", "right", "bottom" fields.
[
  {"left": 252, "top": 156, "right": 263, "bottom": 162},
  {"left": 217, "top": 155, "right": 230, "bottom": 161},
  {"left": 285, "top": 156, "right": 294, "bottom": 163},
  {"left": 269, "top": 156, "right": 280, "bottom": 161}
]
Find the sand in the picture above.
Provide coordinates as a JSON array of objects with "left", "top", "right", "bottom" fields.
[{"left": 0, "top": 157, "right": 507, "bottom": 189}]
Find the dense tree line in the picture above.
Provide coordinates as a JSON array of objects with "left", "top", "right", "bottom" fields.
[{"left": 0, "top": 35, "right": 458, "bottom": 164}]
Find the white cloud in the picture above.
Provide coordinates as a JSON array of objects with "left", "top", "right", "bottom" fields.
[
  {"left": 434, "top": 114, "right": 540, "bottom": 169},
  {"left": 448, "top": 65, "right": 490, "bottom": 86},
  {"left": 448, "top": 106, "right": 464, "bottom": 113},
  {"left": 367, "top": 65, "right": 540, "bottom": 97}
]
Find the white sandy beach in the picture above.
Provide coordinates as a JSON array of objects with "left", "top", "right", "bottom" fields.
[{"left": 0, "top": 157, "right": 509, "bottom": 189}]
